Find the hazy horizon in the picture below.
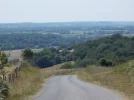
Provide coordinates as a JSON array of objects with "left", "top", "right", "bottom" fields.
[
  {"left": 0, "top": 0, "right": 134, "bottom": 23},
  {"left": 0, "top": 21, "right": 134, "bottom": 24}
]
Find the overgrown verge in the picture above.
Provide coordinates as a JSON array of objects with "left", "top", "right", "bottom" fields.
[
  {"left": 78, "top": 61, "right": 134, "bottom": 100},
  {"left": 8, "top": 64, "right": 50, "bottom": 100}
]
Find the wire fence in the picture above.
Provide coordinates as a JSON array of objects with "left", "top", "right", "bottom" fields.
[
  {"left": 0, "top": 62, "right": 24, "bottom": 83},
  {"left": 0, "top": 62, "right": 83, "bottom": 83}
]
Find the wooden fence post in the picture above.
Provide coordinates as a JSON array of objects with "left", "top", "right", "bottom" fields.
[
  {"left": 4, "top": 75, "right": 6, "bottom": 81},
  {"left": 8, "top": 74, "right": 11, "bottom": 83},
  {"left": 15, "top": 68, "right": 18, "bottom": 78},
  {"left": 12, "top": 73, "right": 14, "bottom": 82}
]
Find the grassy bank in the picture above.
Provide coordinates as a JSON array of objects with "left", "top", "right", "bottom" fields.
[
  {"left": 78, "top": 61, "right": 134, "bottom": 100},
  {"left": 8, "top": 64, "right": 50, "bottom": 100}
]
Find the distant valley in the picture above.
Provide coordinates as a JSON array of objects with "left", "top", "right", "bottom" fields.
[{"left": 0, "top": 21, "right": 134, "bottom": 50}]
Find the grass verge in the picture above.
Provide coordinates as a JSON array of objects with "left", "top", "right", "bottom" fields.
[
  {"left": 8, "top": 64, "right": 50, "bottom": 100},
  {"left": 77, "top": 61, "right": 134, "bottom": 100}
]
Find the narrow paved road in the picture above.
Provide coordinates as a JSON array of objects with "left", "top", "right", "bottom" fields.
[{"left": 34, "top": 75, "right": 122, "bottom": 100}]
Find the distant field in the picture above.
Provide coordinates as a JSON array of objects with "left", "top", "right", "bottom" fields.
[
  {"left": 5, "top": 50, "right": 22, "bottom": 60},
  {"left": 4, "top": 48, "right": 43, "bottom": 60},
  {"left": 32, "top": 48, "right": 43, "bottom": 52},
  {"left": 123, "top": 33, "right": 134, "bottom": 37}
]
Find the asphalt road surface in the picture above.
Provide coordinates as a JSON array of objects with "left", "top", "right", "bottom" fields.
[{"left": 33, "top": 75, "right": 122, "bottom": 100}]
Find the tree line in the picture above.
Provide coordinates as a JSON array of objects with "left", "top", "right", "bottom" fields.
[
  {"left": 0, "top": 33, "right": 70, "bottom": 50},
  {"left": 23, "top": 34, "right": 134, "bottom": 68},
  {"left": 73, "top": 34, "right": 134, "bottom": 67},
  {"left": 0, "top": 33, "right": 91, "bottom": 50}
]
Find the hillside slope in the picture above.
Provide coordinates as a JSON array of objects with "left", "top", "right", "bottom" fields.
[
  {"left": 73, "top": 34, "right": 134, "bottom": 66},
  {"left": 78, "top": 60, "right": 134, "bottom": 100}
]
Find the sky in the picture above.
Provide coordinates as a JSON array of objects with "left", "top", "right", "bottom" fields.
[{"left": 0, "top": 0, "right": 134, "bottom": 23}]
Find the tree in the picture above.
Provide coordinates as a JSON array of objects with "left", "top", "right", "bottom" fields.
[
  {"left": 0, "top": 51, "right": 8, "bottom": 70},
  {"left": 61, "top": 62, "right": 74, "bottom": 69},
  {"left": 100, "top": 58, "right": 107, "bottom": 66},
  {"left": 100, "top": 58, "right": 113, "bottom": 67},
  {"left": 0, "top": 49, "right": 9, "bottom": 99},
  {"left": 22, "top": 48, "right": 33, "bottom": 61}
]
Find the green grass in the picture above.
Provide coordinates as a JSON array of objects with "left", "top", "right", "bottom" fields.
[{"left": 78, "top": 61, "right": 134, "bottom": 100}]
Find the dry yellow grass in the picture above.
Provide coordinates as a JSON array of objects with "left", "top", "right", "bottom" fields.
[
  {"left": 78, "top": 62, "right": 134, "bottom": 100},
  {"left": 8, "top": 64, "right": 50, "bottom": 100},
  {"left": 4, "top": 63, "right": 20, "bottom": 74},
  {"left": 5, "top": 50, "right": 22, "bottom": 60},
  {"left": 4, "top": 49, "right": 42, "bottom": 60}
]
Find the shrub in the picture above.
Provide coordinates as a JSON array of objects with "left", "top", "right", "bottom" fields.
[
  {"left": 100, "top": 58, "right": 107, "bottom": 66},
  {"left": 100, "top": 58, "right": 113, "bottom": 67},
  {"left": 22, "top": 48, "right": 33, "bottom": 61},
  {"left": 75, "top": 59, "right": 90, "bottom": 68},
  {"left": 61, "top": 62, "right": 74, "bottom": 69}
]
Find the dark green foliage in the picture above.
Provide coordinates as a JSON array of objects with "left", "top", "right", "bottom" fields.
[
  {"left": 75, "top": 59, "right": 90, "bottom": 68},
  {"left": 106, "top": 60, "right": 113, "bottom": 66},
  {"left": 132, "top": 37, "right": 134, "bottom": 41},
  {"left": 22, "top": 48, "right": 33, "bottom": 61},
  {"left": 61, "top": 62, "right": 74, "bottom": 69},
  {"left": 33, "top": 48, "right": 72, "bottom": 68},
  {"left": 100, "top": 59, "right": 107, "bottom": 66},
  {"left": 73, "top": 34, "right": 134, "bottom": 66},
  {"left": 32, "top": 34, "right": 134, "bottom": 68},
  {"left": 0, "top": 82, "right": 9, "bottom": 100},
  {"left": 0, "top": 51, "right": 8, "bottom": 70},
  {"left": 0, "top": 33, "right": 88, "bottom": 50},
  {"left": 99, "top": 59, "right": 113, "bottom": 67},
  {"left": 0, "top": 33, "right": 67, "bottom": 50}
]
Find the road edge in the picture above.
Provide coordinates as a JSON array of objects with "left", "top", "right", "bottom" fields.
[{"left": 25, "top": 76, "right": 53, "bottom": 100}]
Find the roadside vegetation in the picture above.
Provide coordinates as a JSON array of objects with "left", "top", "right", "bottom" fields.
[
  {"left": 8, "top": 64, "right": 46, "bottom": 100},
  {"left": 60, "top": 62, "right": 74, "bottom": 69},
  {"left": 78, "top": 60, "right": 134, "bottom": 100},
  {"left": 0, "top": 48, "right": 47, "bottom": 100},
  {"left": 0, "top": 49, "right": 9, "bottom": 100}
]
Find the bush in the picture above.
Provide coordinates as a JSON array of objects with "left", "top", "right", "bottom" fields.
[
  {"left": 75, "top": 59, "right": 90, "bottom": 68},
  {"left": 61, "top": 62, "right": 74, "bottom": 69},
  {"left": 100, "top": 58, "right": 107, "bottom": 66},
  {"left": 100, "top": 58, "right": 113, "bottom": 67},
  {"left": 22, "top": 48, "right": 33, "bottom": 61}
]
